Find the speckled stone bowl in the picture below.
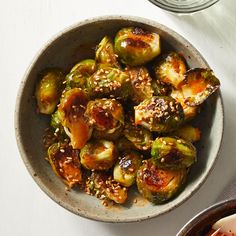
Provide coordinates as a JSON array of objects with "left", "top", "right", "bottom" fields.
[
  {"left": 15, "top": 16, "right": 224, "bottom": 222},
  {"left": 177, "top": 199, "right": 236, "bottom": 235}
]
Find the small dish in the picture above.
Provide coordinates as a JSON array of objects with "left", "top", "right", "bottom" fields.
[
  {"left": 148, "top": 0, "right": 219, "bottom": 14},
  {"left": 177, "top": 199, "right": 236, "bottom": 235}
]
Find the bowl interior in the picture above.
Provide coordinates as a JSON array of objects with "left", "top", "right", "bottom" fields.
[
  {"left": 177, "top": 199, "right": 236, "bottom": 235},
  {"left": 15, "top": 16, "right": 223, "bottom": 222}
]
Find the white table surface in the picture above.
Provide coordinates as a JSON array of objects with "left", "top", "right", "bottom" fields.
[{"left": 1, "top": 0, "right": 236, "bottom": 235}]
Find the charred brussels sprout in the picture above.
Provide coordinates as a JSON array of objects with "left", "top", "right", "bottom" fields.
[
  {"left": 66, "top": 71, "right": 88, "bottom": 90},
  {"left": 151, "top": 137, "right": 197, "bottom": 169},
  {"left": 172, "top": 125, "right": 201, "bottom": 143},
  {"left": 134, "top": 96, "right": 184, "bottom": 132},
  {"left": 58, "top": 88, "right": 92, "bottom": 149},
  {"left": 126, "top": 66, "right": 154, "bottom": 103},
  {"left": 116, "top": 136, "right": 137, "bottom": 152},
  {"left": 136, "top": 160, "right": 187, "bottom": 204},
  {"left": 66, "top": 59, "right": 96, "bottom": 90},
  {"left": 154, "top": 52, "right": 186, "bottom": 89},
  {"left": 35, "top": 69, "right": 64, "bottom": 114},
  {"left": 95, "top": 36, "right": 120, "bottom": 68},
  {"left": 151, "top": 79, "right": 170, "bottom": 96},
  {"left": 88, "top": 67, "right": 131, "bottom": 100},
  {"left": 85, "top": 98, "right": 124, "bottom": 140},
  {"left": 48, "top": 143, "right": 82, "bottom": 187},
  {"left": 71, "top": 59, "right": 96, "bottom": 74},
  {"left": 80, "top": 140, "right": 118, "bottom": 170},
  {"left": 86, "top": 172, "right": 128, "bottom": 204},
  {"left": 124, "top": 120, "right": 153, "bottom": 151},
  {"left": 113, "top": 151, "right": 142, "bottom": 187},
  {"left": 50, "top": 110, "right": 67, "bottom": 140},
  {"left": 170, "top": 89, "right": 199, "bottom": 121},
  {"left": 50, "top": 110, "right": 62, "bottom": 130},
  {"left": 114, "top": 27, "right": 161, "bottom": 66},
  {"left": 180, "top": 68, "right": 220, "bottom": 106}
]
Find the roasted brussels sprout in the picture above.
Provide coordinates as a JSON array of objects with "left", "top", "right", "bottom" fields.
[
  {"left": 134, "top": 96, "right": 184, "bottom": 132},
  {"left": 124, "top": 120, "right": 153, "bottom": 151},
  {"left": 85, "top": 98, "right": 124, "bottom": 140},
  {"left": 136, "top": 160, "right": 187, "bottom": 204},
  {"left": 172, "top": 125, "right": 201, "bottom": 143},
  {"left": 170, "top": 89, "right": 199, "bottom": 121},
  {"left": 95, "top": 36, "right": 120, "bottom": 68},
  {"left": 179, "top": 68, "right": 220, "bottom": 106},
  {"left": 80, "top": 140, "right": 118, "bottom": 170},
  {"left": 86, "top": 172, "right": 128, "bottom": 204},
  {"left": 48, "top": 143, "right": 82, "bottom": 187},
  {"left": 126, "top": 66, "right": 154, "bottom": 103},
  {"left": 151, "top": 137, "right": 197, "bottom": 169},
  {"left": 154, "top": 52, "right": 186, "bottom": 89},
  {"left": 114, "top": 27, "right": 161, "bottom": 66},
  {"left": 113, "top": 151, "right": 142, "bottom": 187},
  {"left": 66, "top": 59, "right": 96, "bottom": 90},
  {"left": 70, "top": 59, "right": 96, "bottom": 74},
  {"left": 151, "top": 79, "right": 170, "bottom": 96},
  {"left": 88, "top": 67, "right": 131, "bottom": 100},
  {"left": 50, "top": 110, "right": 62, "bottom": 130},
  {"left": 50, "top": 110, "right": 67, "bottom": 140},
  {"left": 65, "top": 71, "right": 88, "bottom": 90},
  {"left": 35, "top": 69, "right": 64, "bottom": 114},
  {"left": 116, "top": 136, "right": 137, "bottom": 152},
  {"left": 58, "top": 88, "right": 92, "bottom": 149}
]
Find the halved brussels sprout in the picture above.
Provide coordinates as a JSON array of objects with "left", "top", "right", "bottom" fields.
[
  {"left": 154, "top": 52, "right": 186, "bottom": 89},
  {"left": 58, "top": 88, "right": 92, "bottom": 149},
  {"left": 151, "top": 137, "right": 197, "bottom": 169},
  {"left": 80, "top": 140, "right": 118, "bottom": 170},
  {"left": 170, "top": 89, "right": 199, "bottom": 121},
  {"left": 124, "top": 120, "right": 153, "bottom": 151},
  {"left": 179, "top": 68, "right": 220, "bottom": 106},
  {"left": 85, "top": 98, "right": 124, "bottom": 140},
  {"left": 134, "top": 96, "right": 184, "bottom": 132},
  {"left": 48, "top": 143, "right": 82, "bottom": 187},
  {"left": 65, "top": 71, "right": 88, "bottom": 90},
  {"left": 116, "top": 136, "right": 137, "bottom": 152},
  {"left": 113, "top": 151, "right": 142, "bottom": 187},
  {"left": 88, "top": 67, "right": 131, "bottom": 100},
  {"left": 172, "top": 125, "right": 201, "bottom": 143},
  {"left": 51, "top": 110, "right": 62, "bottom": 130},
  {"left": 126, "top": 66, "right": 154, "bottom": 103},
  {"left": 70, "top": 59, "right": 96, "bottom": 74},
  {"left": 114, "top": 27, "right": 161, "bottom": 66},
  {"left": 136, "top": 160, "right": 187, "bottom": 204},
  {"left": 50, "top": 110, "right": 67, "bottom": 140},
  {"left": 66, "top": 59, "right": 96, "bottom": 90},
  {"left": 85, "top": 172, "right": 128, "bottom": 204},
  {"left": 35, "top": 69, "right": 64, "bottom": 114},
  {"left": 151, "top": 79, "right": 170, "bottom": 96},
  {"left": 95, "top": 36, "right": 120, "bottom": 68}
]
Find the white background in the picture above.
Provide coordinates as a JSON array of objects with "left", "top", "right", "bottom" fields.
[{"left": 1, "top": 0, "right": 236, "bottom": 235}]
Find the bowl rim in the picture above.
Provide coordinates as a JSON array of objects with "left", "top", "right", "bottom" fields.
[
  {"left": 177, "top": 198, "right": 236, "bottom": 235},
  {"left": 14, "top": 15, "right": 224, "bottom": 223},
  {"left": 148, "top": 0, "right": 220, "bottom": 14}
]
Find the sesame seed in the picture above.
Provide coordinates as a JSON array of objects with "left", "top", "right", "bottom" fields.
[{"left": 160, "top": 158, "right": 165, "bottom": 163}]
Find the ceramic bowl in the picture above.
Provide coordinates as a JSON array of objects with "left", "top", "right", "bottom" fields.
[
  {"left": 177, "top": 199, "right": 236, "bottom": 235},
  {"left": 15, "top": 15, "right": 224, "bottom": 222}
]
